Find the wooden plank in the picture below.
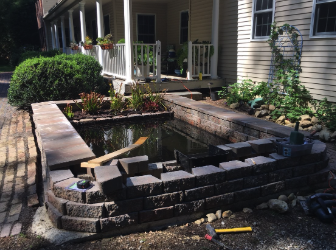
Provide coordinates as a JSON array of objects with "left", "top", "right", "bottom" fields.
[{"left": 82, "top": 137, "right": 148, "bottom": 167}]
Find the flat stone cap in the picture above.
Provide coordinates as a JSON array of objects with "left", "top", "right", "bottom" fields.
[
  {"left": 94, "top": 165, "right": 122, "bottom": 183},
  {"left": 219, "top": 160, "right": 252, "bottom": 170},
  {"left": 225, "top": 142, "right": 251, "bottom": 149},
  {"left": 247, "top": 139, "right": 272, "bottom": 145},
  {"left": 269, "top": 153, "right": 287, "bottom": 160},
  {"left": 245, "top": 156, "right": 276, "bottom": 165},
  {"left": 119, "top": 155, "right": 148, "bottom": 164},
  {"left": 126, "top": 175, "right": 162, "bottom": 187},
  {"left": 49, "top": 169, "right": 74, "bottom": 183},
  {"left": 191, "top": 165, "right": 224, "bottom": 176},
  {"left": 216, "top": 145, "right": 233, "bottom": 151},
  {"left": 161, "top": 171, "right": 194, "bottom": 181}
]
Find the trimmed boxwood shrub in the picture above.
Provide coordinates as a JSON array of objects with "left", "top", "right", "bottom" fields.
[
  {"left": 8, "top": 53, "right": 107, "bottom": 108},
  {"left": 17, "top": 49, "right": 61, "bottom": 65}
]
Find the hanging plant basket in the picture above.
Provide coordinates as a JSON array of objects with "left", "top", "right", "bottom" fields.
[
  {"left": 71, "top": 46, "right": 79, "bottom": 50},
  {"left": 83, "top": 45, "right": 93, "bottom": 50},
  {"left": 100, "top": 44, "right": 113, "bottom": 50}
]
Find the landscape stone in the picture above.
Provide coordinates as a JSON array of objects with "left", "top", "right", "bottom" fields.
[
  {"left": 276, "top": 116, "right": 285, "bottom": 125},
  {"left": 119, "top": 155, "right": 149, "bottom": 174},
  {"left": 184, "top": 185, "right": 214, "bottom": 201},
  {"left": 243, "top": 208, "right": 253, "bottom": 213},
  {"left": 300, "top": 120, "right": 312, "bottom": 128},
  {"left": 268, "top": 199, "right": 289, "bottom": 213},
  {"left": 105, "top": 198, "right": 143, "bottom": 217},
  {"left": 278, "top": 195, "right": 288, "bottom": 202},
  {"left": 100, "top": 213, "right": 138, "bottom": 232},
  {"left": 144, "top": 191, "right": 183, "bottom": 210},
  {"left": 174, "top": 199, "right": 205, "bottom": 216},
  {"left": 62, "top": 216, "right": 100, "bottom": 233},
  {"left": 49, "top": 169, "right": 74, "bottom": 187},
  {"left": 205, "top": 193, "right": 234, "bottom": 210},
  {"left": 46, "top": 202, "right": 62, "bottom": 229},
  {"left": 311, "top": 117, "right": 319, "bottom": 125},
  {"left": 224, "top": 142, "right": 253, "bottom": 157},
  {"left": 288, "top": 193, "right": 296, "bottom": 201},
  {"left": 269, "top": 105, "right": 276, "bottom": 111},
  {"left": 206, "top": 213, "right": 217, "bottom": 222},
  {"left": 219, "top": 161, "right": 252, "bottom": 180},
  {"left": 66, "top": 201, "right": 104, "bottom": 218},
  {"left": 222, "top": 210, "right": 232, "bottom": 218},
  {"left": 245, "top": 156, "right": 276, "bottom": 174},
  {"left": 230, "top": 103, "right": 240, "bottom": 109},
  {"left": 126, "top": 175, "right": 162, "bottom": 199},
  {"left": 216, "top": 210, "right": 222, "bottom": 219},
  {"left": 94, "top": 165, "right": 122, "bottom": 194},
  {"left": 161, "top": 171, "right": 195, "bottom": 193},
  {"left": 53, "top": 178, "right": 85, "bottom": 203},
  {"left": 256, "top": 202, "right": 268, "bottom": 210},
  {"left": 319, "top": 128, "right": 331, "bottom": 142},
  {"left": 247, "top": 139, "right": 274, "bottom": 154},
  {"left": 139, "top": 206, "right": 174, "bottom": 223},
  {"left": 255, "top": 111, "right": 261, "bottom": 118},
  {"left": 260, "top": 109, "right": 269, "bottom": 116}
]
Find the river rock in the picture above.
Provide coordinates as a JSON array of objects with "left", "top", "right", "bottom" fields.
[
  {"left": 261, "top": 104, "right": 269, "bottom": 110},
  {"left": 278, "top": 195, "right": 288, "bottom": 202},
  {"left": 291, "top": 199, "right": 297, "bottom": 207},
  {"left": 300, "top": 115, "right": 311, "bottom": 121},
  {"left": 194, "top": 218, "right": 206, "bottom": 225},
  {"left": 256, "top": 202, "right": 268, "bottom": 210},
  {"left": 216, "top": 210, "right": 222, "bottom": 219},
  {"left": 276, "top": 116, "right": 285, "bottom": 125},
  {"left": 311, "top": 117, "right": 319, "bottom": 125},
  {"left": 230, "top": 103, "right": 240, "bottom": 109},
  {"left": 300, "top": 120, "right": 312, "bottom": 128},
  {"left": 268, "top": 199, "right": 289, "bottom": 213},
  {"left": 269, "top": 105, "right": 276, "bottom": 111},
  {"left": 260, "top": 109, "right": 269, "bottom": 116},
  {"left": 206, "top": 213, "right": 217, "bottom": 222},
  {"left": 319, "top": 128, "right": 331, "bottom": 142},
  {"left": 222, "top": 210, "right": 232, "bottom": 218},
  {"left": 288, "top": 193, "right": 296, "bottom": 201},
  {"left": 255, "top": 111, "right": 262, "bottom": 117},
  {"left": 285, "top": 120, "right": 291, "bottom": 125},
  {"left": 312, "top": 124, "right": 322, "bottom": 132},
  {"left": 243, "top": 208, "right": 253, "bottom": 213},
  {"left": 265, "top": 115, "right": 271, "bottom": 121}
]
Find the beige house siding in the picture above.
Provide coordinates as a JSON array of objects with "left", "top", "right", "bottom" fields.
[
  {"left": 237, "top": 0, "right": 336, "bottom": 102},
  {"left": 218, "top": 0, "right": 238, "bottom": 84},
  {"left": 189, "top": 0, "right": 212, "bottom": 42}
]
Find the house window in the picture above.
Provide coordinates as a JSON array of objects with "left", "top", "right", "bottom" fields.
[
  {"left": 251, "top": 0, "right": 275, "bottom": 40},
  {"left": 91, "top": 20, "right": 97, "bottom": 44},
  {"left": 104, "top": 15, "right": 110, "bottom": 35},
  {"left": 311, "top": 0, "right": 336, "bottom": 37},
  {"left": 180, "top": 11, "right": 189, "bottom": 44},
  {"left": 137, "top": 14, "right": 155, "bottom": 43}
]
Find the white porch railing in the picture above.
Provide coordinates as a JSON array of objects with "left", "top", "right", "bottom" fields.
[
  {"left": 63, "top": 40, "right": 161, "bottom": 82},
  {"left": 187, "top": 41, "right": 213, "bottom": 80}
]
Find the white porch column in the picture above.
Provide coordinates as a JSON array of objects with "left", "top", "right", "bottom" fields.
[
  {"left": 79, "top": 1, "right": 87, "bottom": 44},
  {"left": 60, "top": 16, "right": 66, "bottom": 51},
  {"left": 156, "top": 40, "right": 161, "bottom": 83},
  {"left": 50, "top": 22, "right": 56, "bottom": 49},
  {"left": 54, "top": 21, "right": 60, "bottom": 49},
  {"left": 96, "top": 0, "right": 104, "bottom": 66},
  {"left": 124, "top": 0, "right": 133, "bottom": 83},
  {"left": 210, "top": 0, "right": 219, "bottom": 79},
  {"left": 68, "top": 10, "right": 75, "bottom": 43}
]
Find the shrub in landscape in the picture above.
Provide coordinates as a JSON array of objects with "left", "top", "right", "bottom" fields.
[
  {"left": 8, "top": 53, "right": 106, "bottom": 108},
  {"left": 17, "top": 49, "right": 61, "bottom": 65}
]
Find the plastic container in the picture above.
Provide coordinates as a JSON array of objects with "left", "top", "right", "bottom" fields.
[{"left": 275, "top": 139, "right": 313, "bottom": 157}]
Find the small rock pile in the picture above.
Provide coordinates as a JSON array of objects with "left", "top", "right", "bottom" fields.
[{"left": 256, "top": 193, "right": 305, "bottom": 214}]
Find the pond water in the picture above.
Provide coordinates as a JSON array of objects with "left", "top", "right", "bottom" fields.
[{"left": 75, "top": 118, "right": 230, "bottom": 163}]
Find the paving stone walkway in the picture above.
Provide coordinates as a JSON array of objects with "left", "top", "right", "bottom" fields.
[{"left": 0, "top": 72, "right": 38, "bottom": 237}]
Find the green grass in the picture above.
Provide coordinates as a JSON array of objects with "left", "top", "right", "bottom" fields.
[{"left": 0, "top": 65, "right": 15, "bottom": 72}]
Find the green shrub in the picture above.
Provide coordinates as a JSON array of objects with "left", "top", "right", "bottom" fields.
[
  {"left": 18, "top": 49, "right": 61, "bottom": 65},
  {"left": 8, "top": 53, "right": 106, "bottom": 108}
]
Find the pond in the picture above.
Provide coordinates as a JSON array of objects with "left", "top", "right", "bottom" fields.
[{"left": 75, "top": 118, "right": 230, "bottom": 164}]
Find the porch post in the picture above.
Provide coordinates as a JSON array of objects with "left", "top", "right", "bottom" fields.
[
  {"left": 124, "top": 0, "right": 133, "bottom": 83},
  {"left": 50, "top": 22, "right": 56, "bottom": 49},
  {"left": 210, "top": 0, "right": 219, "bottom": 79},
  {"left": 187, "top": 41, "right": 192, "bottom": 80},
  {"left": 54, "top": 21, "right": 60, "bottom": 49},
  {"left": 79, "top": 1, "right": 87, "bottom": 45},
  {"left": 96, "top": 0, "right": 104, "bottom": 66},
  {"left": 68, "top": 10, "right": 75, "bottom": 43},
  {"left": 60, "top": 16, "right": 66, "bottom": 52},
  {"left": 44, "top": 23, "right": 50, "bottom": 51},
  {"left": 156, "top": 40, "right": 161, "bottom": 83}
]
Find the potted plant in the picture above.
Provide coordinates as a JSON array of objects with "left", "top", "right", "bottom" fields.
[
  {"left": 82, "top": 36, "right": 93, "bottom": 50},
  {"left": 70, "top": 41, "right": 79, "bottom": 50},
  {"left": 96, "top": 34, "right": 113, "bottom": 50}
]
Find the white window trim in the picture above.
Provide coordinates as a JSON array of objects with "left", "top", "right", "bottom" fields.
[
  {"left": 179, "top": 9, "right": 189, "bottom": 45},
  {"left": 136, "top": 13, "right": 156, "bottom": 43},
  {"left": 310, "top": 0, "right": 336, "bottom": 39},
  {"left": 250, "top": 0, "right": 276, "bottom": 41}
]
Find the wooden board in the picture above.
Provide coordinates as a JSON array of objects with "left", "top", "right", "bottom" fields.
[{"left": 81, "top": 137, "right": 148, "bottom": 168}]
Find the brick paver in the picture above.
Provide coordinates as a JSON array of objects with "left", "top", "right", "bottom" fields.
[{"left": 0, "top": 72, "right": 38, "bottom": 237}]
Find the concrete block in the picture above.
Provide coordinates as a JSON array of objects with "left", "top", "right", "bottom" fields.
[
  {"left": 245, "top": 156, "right": 276, "bottom": 174},
  {"left": 219, "top": 161, "right": 252, "bottom": 180},
  {"left": 49, "top": 169, "right": 74, "bottom": 184},
  {"left": 224, "top": 142, "right": 254, "bottom": 157},
  {"left": 261, "top": 181, "right": 285, "bottom": 196},
  {"left": 174, "top": 199, "right": 205, "bottom": 216},
  {"left": 85, "top": 183, "right": 127, "bottom": 204},
  {"left": 235, "top": 187, "right": 260, "bottom": 202},
  {"left": 139, "top": 206, "right": 174, "bottom": 223},
  {"left": 126, "top": 175, "right": 162, "bottom": 199},
  {"left": 215, "top": 179, "right": 244, "bottom": 195},
  {"left": 100, "top": 213, "right": 138, "bottom": 233},
  {"left": 53, "top": 178, "right": 85, "bottom": 203},
  {"left": 119, "top": 155, "right": 149, "bottom": 174},
  {"left": 205, "top": 193, "right": 234, "bottom": 210},
  {"left": 184, "top": 185, "right": 214, "bottom": 202},
  {"left": 161, "top": 171, "right": 195, "bottom": 193},
  {"left": 269, "top": 153, "right": 300, "bottom": 169},
  {"left": 285, "top": 176, "right": 308, "bottom": 189},
  {"left": 308, "top": 170, "right": 330, "bottom": 185},
  {"left": 244, "top": 174, "right": 268, "bottom": 188},
  {"left": 140, "top": 163, "right": 164, "bottom": 179},
  {"left": 247, "top": 139, "right": 275, "bottom": 154},
  {"left": 209, "top": 145, "right": 234, "bottom": 161},
  {"left": 105, "top": 198, "right": 143, "bottom": 217},
  {"left": 46, "top": 202, "right": 62, "bottom": 229},
  {"left": 300, "top": 153, "right": 322, "bottom": 165},
  {"left": 191, "top": 165, "right": 225, "bottom": 187},
  {"left": 269, "top": 169, "right": 293, "bottom": 183},
  {"left": 61, "top": 216, "right": 100, "bottom": 233},
  {"left": 94, "top": 165, "right": 122, "bottom": 194},
  {"left": 293, "top": 163, "right": 315, "bottom": 177},
  {"left": 144, "top": 191, "right": 184, "bottom": 210},
  {"left": 315, "top": 156, "right": 329, "bottom": 172},
  {"left": 66, "top": 201, "right": 104, "bottom": 218},
  {"left": 47, "top": 190, "right": 68, "bottom": 215}
]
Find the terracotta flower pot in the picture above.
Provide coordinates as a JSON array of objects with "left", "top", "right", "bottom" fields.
[
  {"left": 84, "top": 45, "right": 93, "bottom": 50},
  {"left": 71, "top": 46, "right": 79, "bottom": 50},
  {"left": 100, "top": 44, "right": 113, "bottom": 50}
]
